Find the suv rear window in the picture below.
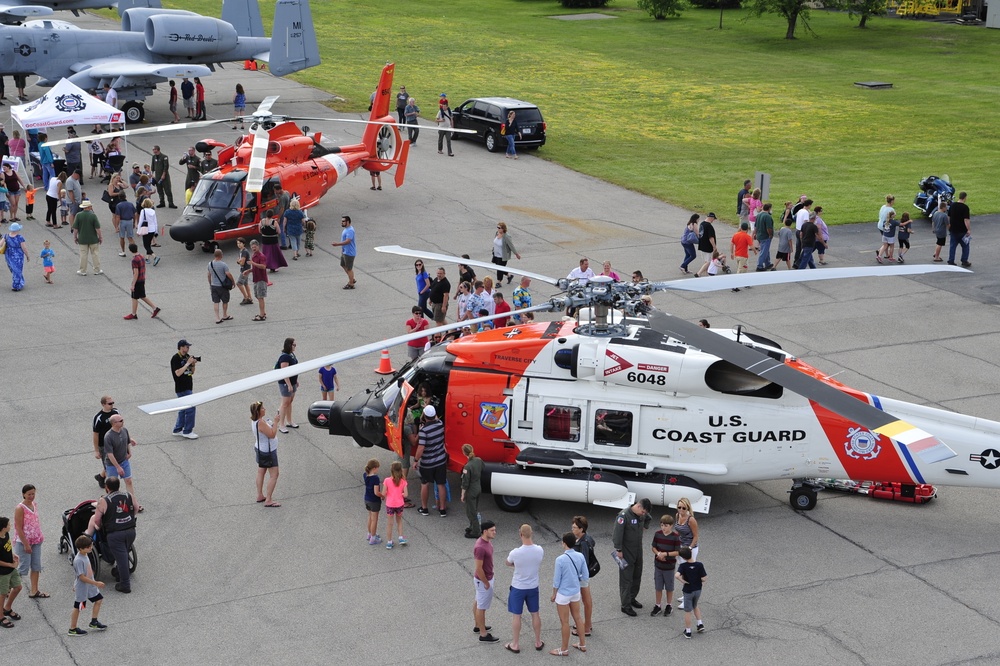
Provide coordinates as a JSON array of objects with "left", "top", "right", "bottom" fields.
[{"left": 513, "top": 108, "right": 543, "bottom": 124}]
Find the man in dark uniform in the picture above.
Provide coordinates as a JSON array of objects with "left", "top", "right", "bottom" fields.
[
  {"left": 460, "top": 443, "right": 483, "bottom": 538},
  {"left": 87, "top": 477, "right": 136, "bottom": 593},
  {"left": 612, "top": 497, "right": 651, "bottom": 616},
  {"left": 91, "top": 396, "right": 119, "bottom": 489},
  {"left": 179, "top": 146, "right": 201, "bottom": 194},
  {"left": 150, "top": 145, "right": 176, "bottom": 209},
  {"left": 200, "top": 150, "right": 218, "bottom": 175}
]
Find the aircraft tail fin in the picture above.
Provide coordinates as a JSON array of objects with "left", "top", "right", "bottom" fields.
[
  {"left": 221, "top": 0, "right": 264, "bottom": 37},
  {"left": 268, "top": 0, "right": 321, "bottom": 76},
  {"left": 117, "top": 0, "right": 162, "bottom": 16},
  {"left": 360, "top": 64, "right": 409, "bottom": 187}
]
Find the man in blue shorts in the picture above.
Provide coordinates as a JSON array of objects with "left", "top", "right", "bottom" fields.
[
  {"left": 103, "top": 415, "right": 142, "bottom": 514},
  {"left": 505, "top": 524, "right": 545, "bottom": 653}
]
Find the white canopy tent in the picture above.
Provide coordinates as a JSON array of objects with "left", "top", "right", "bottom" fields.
[
  {"left": 11, "top": 78, "right": 123, "bottom": 130},
  {"left": 9, "top": 78, "right": 126, "bottom": 185}
]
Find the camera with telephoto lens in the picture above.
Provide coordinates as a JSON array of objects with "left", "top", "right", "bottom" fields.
[{"left": 192, "top": 356, "right": 202, "bottom": 362}]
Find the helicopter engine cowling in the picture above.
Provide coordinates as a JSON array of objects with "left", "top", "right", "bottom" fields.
[
  {"left": 122, "top": 8, "right": 198, "bottom": 32},
  {"left": 144, "top": 16, "right": 239, "bottom": 57}
]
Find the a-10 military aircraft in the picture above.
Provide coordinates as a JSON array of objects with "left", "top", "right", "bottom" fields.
[
  {"left": 0, "top": 0, "right": 159, "bottom": 26},
  {"left": 0, "top": 0, "right": 319, "bottom": 123}
]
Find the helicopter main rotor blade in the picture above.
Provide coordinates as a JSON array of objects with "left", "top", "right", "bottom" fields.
[
  {"left": 280, "top": 116, "right": 478, "bottom": 135},
  {"left": 644, "top": 310, "right": 956, "bottom": 465},
  {"left": 648, "top": 264, "right": 969, "bottom": 294},
  {"left": 137, "top": 304, "right": 557, "bottom": 416},
  {"left": 42, "top": 118, "right": 233, "bottom": 148},
  {"left": 253, "top": 96, "right": 281, "bottom": 118},
  {"left": 375, "top": 245, "right": 561, "bottom": 286},
  {"left": 245, "top": 124, "right": 271, "bottom": 193}
]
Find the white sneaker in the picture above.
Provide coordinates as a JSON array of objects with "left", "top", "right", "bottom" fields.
[
  {"left": 118, "top": 251, "right": 126, "bottom": 257},
  {"left": 181, "top": 432, "right": 199, "bottom": 440},
  {"left": 77, "top": 271, "right": 87, "bottom": 276},
  {"left": 94, "top": 270, "right": 104, "bottom": 275}
]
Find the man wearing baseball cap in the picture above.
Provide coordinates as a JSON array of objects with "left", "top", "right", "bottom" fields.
[
  {"left": 169, "top": 340, "right": 199, "bottom": 439},
  {"left": 415, "top": 404, "right": 448, "bottom": 517}
]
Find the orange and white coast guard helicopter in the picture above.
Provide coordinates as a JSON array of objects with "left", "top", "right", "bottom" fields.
[
  {"left": 139, "top": 251, "right": 996, "bottom": 514},
  {"left": 44, "top": 63, "right": 471, "bottom": 251}
]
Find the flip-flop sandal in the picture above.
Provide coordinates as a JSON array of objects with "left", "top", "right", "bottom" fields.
[
  {"left": 571, "top": 627, "right": 591, "bottom": 637},
  {"left": 222, "top": 316, "right": 233, "bottom": 321},
  {"left": 549, "top": 648, "right": 569, "bottom": 656},
  {"left": 216, "top": 320, "right": 223, "bottom": 324},
  {"left": 256, "top": 498, "right": 267, "bottom": 503},
  {"left": 535, "top": 641, "right": 545, "bottom": 651},
  {"left": 504, "top": 644, "right": 520, "bottom": 654},
  {"left": 136, "top": 506, "right": 144, "bottom": 513},
  {"left": 403, "top": 500, "right": 416, "bottom": 508},
  {"left": 573, "top": 644, "right": 587, "bottom": 653},
  {"left": 253, "top": 315, "right": 266, "bottom": 321},
  {"left": 264, "top": 503, "right": 281, "bottom": 508},
  {"left": 28, "top": 592, "right": 50, "bottom": 599}
]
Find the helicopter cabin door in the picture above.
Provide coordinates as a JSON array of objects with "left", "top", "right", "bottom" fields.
[{"left": 588, "top": 402, "right": 636, "bottom": 455}]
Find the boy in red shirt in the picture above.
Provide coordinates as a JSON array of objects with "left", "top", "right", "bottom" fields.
[{"left": 730, "top": 222, "right": 755, "bottom": 275}]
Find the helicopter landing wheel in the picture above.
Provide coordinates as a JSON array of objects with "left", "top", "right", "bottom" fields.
[
  {"left": 185, "top": 243, "right": 195, "bottom": 251},
  {"left": 122, "top": 102, "right": 145, "bottom": 124},
  {"left": 201, "top": 241, "right": 217, "bottom": 253},
  {"left": 494, "top": 494, "right": 530, "bottom": 513},
  {"left": 789, "top": 486, "right": 818, "bottom": 511}
]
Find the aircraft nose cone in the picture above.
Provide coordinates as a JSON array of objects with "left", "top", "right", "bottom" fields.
[
  {"left": 308, "top": 401, "right": 351, "bottom": 437},
  {"left": 168, "top": 214, "right": 214, "bottom": 243}
]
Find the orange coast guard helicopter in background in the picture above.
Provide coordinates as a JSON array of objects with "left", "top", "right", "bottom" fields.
[
  {"left": 45, "top": 63, "right": 472, "bottom": 251},
  {"left": 139, "top": 251, "right": 997, "bottom": 515}
]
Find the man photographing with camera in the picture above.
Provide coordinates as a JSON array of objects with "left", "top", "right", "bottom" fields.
[{"left": 170, "top": 339, "right": 199, "bottom": 440}]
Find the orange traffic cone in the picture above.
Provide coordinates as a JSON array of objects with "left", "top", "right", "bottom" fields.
[{"left": 374, "top": 349, "right": 395, "bottom": 375}]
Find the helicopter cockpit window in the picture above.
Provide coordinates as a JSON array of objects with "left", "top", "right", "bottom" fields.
[
  {"left": 189, "top": 180, "right": 239, "bottom": 209},
  {"left": 594, "top": 409, "right": 633, "bottom": 447},
  {"left": 543, "top": 405, "right": 580, "bottom": 442}
]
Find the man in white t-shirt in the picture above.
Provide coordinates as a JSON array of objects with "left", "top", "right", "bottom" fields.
[
  {"left": 792, "top": 198, "right": 813, "bottom": 268},
  {"left": 567, "top": 258, "right": 595, "bottom": 284},
  {"left": 505, "top": 524, "right": 545, "bottom": 653}
]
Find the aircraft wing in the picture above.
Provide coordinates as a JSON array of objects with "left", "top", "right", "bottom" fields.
[
  {"left": 72, "top": 59, "right": 212, "bottom": 81},
  {"left": 0, "top": 2, "right": 53, "bottom": 18}
]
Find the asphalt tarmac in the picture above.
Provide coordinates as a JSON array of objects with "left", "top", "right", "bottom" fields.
[{"left": 2, "top": 10, "right": 1000, "bottom": 666}]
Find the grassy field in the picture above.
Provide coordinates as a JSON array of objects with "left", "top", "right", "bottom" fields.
[{"left": 163, "top": 0, "right": 1000, "bottom": 223}]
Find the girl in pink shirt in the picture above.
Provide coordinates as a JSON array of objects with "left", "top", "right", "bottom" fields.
[{"left": 380, "top": 462, "right": 408, "bottom": 549}]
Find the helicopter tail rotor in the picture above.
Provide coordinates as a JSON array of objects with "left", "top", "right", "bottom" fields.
[{"left": 361, "top": 63, "right": 408, "bottom": 181}]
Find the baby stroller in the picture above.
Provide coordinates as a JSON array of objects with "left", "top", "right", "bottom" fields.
[
  {"left": 99, "top": 154, "right": 126, "bottom": 183},
  {"left": 57, "top": 499, "right": 137, "bottom": 580},
  {"left": 913, "top": 174, "right": 954, "bottom": 217}
]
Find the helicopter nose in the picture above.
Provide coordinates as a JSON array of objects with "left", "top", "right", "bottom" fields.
[
  {"left": 168, "top": 215, "right": 214, "bottom": 243},
  {"left": 308, "top": 400, "right": 352, "bottom": 437}
]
